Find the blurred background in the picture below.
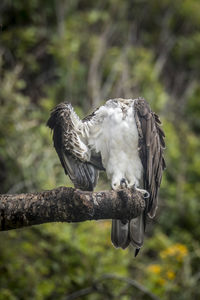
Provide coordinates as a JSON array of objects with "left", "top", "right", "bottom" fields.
[{"left": 0, "top": 0, "right": 200, "bottom": 299}]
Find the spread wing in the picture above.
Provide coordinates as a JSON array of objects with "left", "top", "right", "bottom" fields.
[
  {"left": 47, "top": 102, "right": 104, "bottom": 191},
  {"left": 134, "top": 98, "right": 166, "bottom": 218}
]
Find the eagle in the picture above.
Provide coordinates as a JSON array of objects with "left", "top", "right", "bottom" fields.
[{"left": 47, "top": 98, "right": 165, "bottom": 255}]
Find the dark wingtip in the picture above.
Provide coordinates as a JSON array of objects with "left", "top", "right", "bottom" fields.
[{"left": 135, "top": 248, "right": 140, "bottom": 257}]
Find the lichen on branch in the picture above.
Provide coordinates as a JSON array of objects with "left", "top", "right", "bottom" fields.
[{"left": 0, "top": 187, "right": 145, "bottom": 231}]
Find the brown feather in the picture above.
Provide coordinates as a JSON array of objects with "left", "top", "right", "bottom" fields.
[
  {"left": 134, "top": 98, "right": 166, "bottom": 218},
  {"left": 47, "top": 102, "right": 102, "bottom": 191}
]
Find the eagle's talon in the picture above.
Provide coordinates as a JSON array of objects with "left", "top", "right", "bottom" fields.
[
  {"left": 120, "top": 178, "right": 128, "bottom": 189},
  {"left": 134, "top": 187, "right": 150, "bottom": 199},
  {"left": 143, "top": 191, "right": 150, "bottom": 198}
]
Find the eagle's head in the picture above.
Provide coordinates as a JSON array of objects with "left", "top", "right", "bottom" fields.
[{"left": 105, "top": 98, "right": 134, "bottom": 109}]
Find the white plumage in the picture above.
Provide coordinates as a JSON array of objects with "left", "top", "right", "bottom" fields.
[{"left": 87, "top": 99, "right": 143, "bottom": 190}]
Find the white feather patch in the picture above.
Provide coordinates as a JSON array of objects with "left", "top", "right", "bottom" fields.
[{"left": 87, "top": 99, "right": 143, "bottom": 189}]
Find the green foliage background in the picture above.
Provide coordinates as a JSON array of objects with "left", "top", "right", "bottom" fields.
[{"left": 0, "top": 0, "right": 200, "bottom": 299}]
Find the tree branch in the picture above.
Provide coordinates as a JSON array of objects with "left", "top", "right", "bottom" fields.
[
  {"left": 0, "top": 187, "right": 145, "bottom": 231},
  {"left": 66, "top": 273, "right": 161, "bottom": 300}
]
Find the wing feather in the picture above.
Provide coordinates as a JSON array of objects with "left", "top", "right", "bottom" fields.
[
  {"left": 47, "top": 102, "right": 103, "bottom": 191},
  {"left": 134, "top": 98, "right": 166, "bottom": 218}
]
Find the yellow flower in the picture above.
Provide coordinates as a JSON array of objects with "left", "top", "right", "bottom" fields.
[
  {"left": 166, "top": 270, "right": 175, "bottom": 280},
  {"left": 147, "top": 264, "right": 161, "bottom": 274},
  {"left": 160, "top": 243, "right": 188, "bottom": 261},
  {"left": 176, "top": 244, "right": 188, "bottom": 254}
]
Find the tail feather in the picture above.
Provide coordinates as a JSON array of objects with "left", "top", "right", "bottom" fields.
[
  {"left": 111, "top": 214, "right": 145, "bottom": 253},
  {"left": 129, "top": 214, "right": 145, "bottom": 249},
  {"left": 111, "top": 220, "right": 130, "bottom": 249}
]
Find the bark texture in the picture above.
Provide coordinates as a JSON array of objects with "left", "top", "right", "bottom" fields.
[{"left": 0, "top": 187, "right": 145, "bottom": 231}]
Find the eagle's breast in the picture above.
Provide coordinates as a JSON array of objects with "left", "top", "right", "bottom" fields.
[{"left": 88, "top": 100, "right": 143, "bottom": 189}]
